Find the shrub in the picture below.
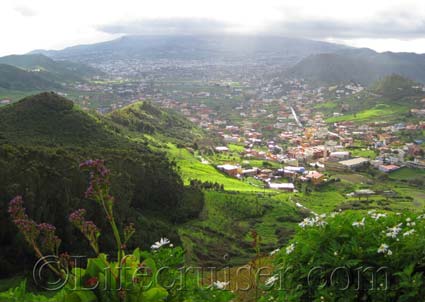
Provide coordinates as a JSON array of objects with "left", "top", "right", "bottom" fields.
[{"left": 262, "top": 210, "right": 425, "bottom": 301}]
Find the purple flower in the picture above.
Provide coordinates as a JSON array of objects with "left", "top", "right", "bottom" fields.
[
  {"left": 38, "top": 223, "right": 61, "bottom": 253},
  {"left": 14, "top": 219, "right": 40, "bottom": 243},
  {"left": 69, "top": 209, "right": 87, "bottom": 227},
  {"left": 8, "top": 196, "right": 27, "bottom": 220},
  {"left": 80, "top": 159, "right": 111, "bottom": 201},
  {"left": 69, "top": 209, "right": 100, "bottom": 249}
]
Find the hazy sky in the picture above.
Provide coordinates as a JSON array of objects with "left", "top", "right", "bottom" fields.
[{"left": 1, "top": 0, "right": 425, "bottom": 56}]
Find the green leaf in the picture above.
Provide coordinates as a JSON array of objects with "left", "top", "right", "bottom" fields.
[{"left": 142, "top": 287, "right": 168, "bottom": 302}]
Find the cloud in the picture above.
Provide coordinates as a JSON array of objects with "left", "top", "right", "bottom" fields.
[
  {"left": 267, "top": 18, "right": 425, "bottom": 40},
  {"left": 96, "top": 11, "right": 425, "bottom": 42},
  {"left": 14, "top": 5, "right": 38, "bottom": 17},
  {"left": 265, "top": 8, "right": 425, "bottom": 40},
  {"left": 97, "top": 18, "right": 236, "bottom": 35}
]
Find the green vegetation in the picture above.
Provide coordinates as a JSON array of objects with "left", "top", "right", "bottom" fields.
[
  {"left": 1, "top": 162, "right": 233, "bottom": 302},
  {"left": 108, "top": 101, "right": 204, "bottom": 145},
  {"left": 179, "top": 191, "right": 303, "bottom": 267},
  {"left": 0, "top": 64, "right": 57, "bottom": 91},
  {"left": 264, "top": 211, "right": 425, "bottom": 301},
  {"left": 290, "top": 50, "right": 425, "bottom": 85},
  {"left": 167, "top": 144, "right": 265, "bottom": 192},
  {"left": 323, "top": 75, "right": 425, "bottom": 123},
  {"left": 390, "top": 167, "right": 425, "bottom": 181},
  {"left": 0, "top": 54, "right": 101, "bottom": 83},
  {"left": 326, "top": 103, "right": 407, "bottom": 123},
  {"left": 371, "top": 74, "right": 420, "bottom": 98},
  {"left": 0, "top": 93, "right": 200, "bottom": 276}
]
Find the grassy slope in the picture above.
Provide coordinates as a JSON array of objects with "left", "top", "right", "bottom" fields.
[
  {"left": 178, "top": 191, "right": 302, "bottom": 267},
  {"left": 390, "top": 167, "right": 425, "bottom": 181},
  {"left": 108, "top": 101, "right": 204, "bottom": 145},
  {"left": 324, "top": 76, "right": 424, "bottom": 123},
  {"left": 167, "top": 143, "right": 268, "bottom": 192},
  {"left": 326, "top": 103, "right": 408, "bottom": 123}
]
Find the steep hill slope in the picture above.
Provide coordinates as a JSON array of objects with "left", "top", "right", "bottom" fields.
[
  {"left": 324, "top": 75, "right": 425, "bottom": 123},
  {"left": 371, "top": 74, "right": 422, "bottom": 98},
  {"left": 0, "top": 64, "right": 57, "bottom": 90},
  {"left": 0, "top": 54, "right": 101, "bottom": 83},
  {"left": 107, "top": 101, "right": 204, "bottom": 145},
  {"left": 0, "top": 92, "right": 202, "bottom": 276},
  {"left": 0, "top": 92, "right": 125, "bottom": 147}
]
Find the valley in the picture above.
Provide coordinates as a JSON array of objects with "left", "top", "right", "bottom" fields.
[{"left": 1, "top": 35, "right": 425, "bottom": 302}]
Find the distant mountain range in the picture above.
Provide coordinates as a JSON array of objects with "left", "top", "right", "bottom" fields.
[
  {"left": 30, "top": 35, "right": 348, "bottom": 65},
  {"left": 290, "top": 48, "right": 425, "bottom": 85},
  {"left": 29, "top": 35, "right": 425, "bottom": 85}
]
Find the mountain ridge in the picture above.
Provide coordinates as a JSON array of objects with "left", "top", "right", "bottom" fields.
[{"left": 290, "top": 49, "right": 425, "bottom": 85}]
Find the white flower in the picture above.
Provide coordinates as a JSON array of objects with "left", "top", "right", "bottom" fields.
[
  {"left": 403, "top": 229, "right": 415, "bottom": 237},
  {"left": 370, "top": 213, "right": 387, "bottom": 221},
  {"left": 213, "top": 280, "right": 229, "bottom": 290},
  {"left": 377, "top": 243, "right": 392, "bottom": 256},
  {"left": 406, "top": 218, "right": 411, "bottom": 222},
  {"left": 265, "top": 275, "right": 279, "bottom": 286},
  {"left": 417, "top": 214, "right": 425, "bottom": 220},
  {"left": 352, "top": 217, "right": 365, "bottom": 227},
  {"left": 270, "top": 248, "right": 280, "bottom": 256},
  {"left": 407, "top": 221, "right": 416, "bottom": 227},
  {"left": 296, "top": 202, "right": 304, "bottom": 208},
  {"left": 299, "top": 217, "right": 315, "bottom": 228},
  {"left": 286, "top": 243, "right": 295, "bottom": 255},
  {"left": 151, "top": 237, "right": 170, "bottom": 249},
  {"left": 377, "top": 243, "right": 389, "bottom": 253},
  {"left": 386, "top": 223, "right": 403, "bottom": 238}
]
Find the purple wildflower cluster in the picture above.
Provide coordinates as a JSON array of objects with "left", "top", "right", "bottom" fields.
[
  {"left": 38, "top": 223, "right": 61, "bottom": 253},
  {"left": 79, "top": 159, "right": 111, "bottom": 200},
  {"left": 14, "top": 219, "right": 40, "bottom": 244},
  {"left": 69, "top": 209, "right": 100, "bottom": 251},
  {"left": 8, "top": 196, "right": 61, "bottom": 254},
  {"left": 8, "top": 196, "right": 27, "bottom": 220}
]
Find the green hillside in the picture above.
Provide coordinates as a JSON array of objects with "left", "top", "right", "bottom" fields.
[
  {"left": 290, "top": 49, "right": 425, "bottom": 85},
  {"left": 0, "top": 92, "right": 200, "bottom": 276},
  {"left": 0, "top": 92, "right": 126, "bottom": 148},
  {"left": 371, "top": 74, "right": 421, "bottom": 98},
  {"left": 108, "top": 101, "right": 204, "bottom": 145},
  {"left": 0, "top": 54, "right": 101, "bottom": 83},
  {"left": 325, "top": 75, "right": 425, "bottom": 123},
  {"left": 0, "top": 64, "right": 57, "bottom": 91}
]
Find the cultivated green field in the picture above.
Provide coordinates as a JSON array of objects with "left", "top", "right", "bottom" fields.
[
  {"left": 179, "top": 191, "right": 302, "bottom": 266},
  {"left": 390, "top": 167, "right": 425, "bottom": 181},
  {"left": 326, "top": 104, "right": 407, "bottom": 123}
]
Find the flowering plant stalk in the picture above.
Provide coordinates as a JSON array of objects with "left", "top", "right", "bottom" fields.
[
  {"left": 8, "top": 196, "right": 63, "bottom": 278},
  {"left": 7, "top": 159, "right": 234, "bottom": 302}
]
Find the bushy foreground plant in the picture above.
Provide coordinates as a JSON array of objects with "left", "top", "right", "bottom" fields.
[
  {"left": 2, "top": 160, "right": 233, "bottom": 302},
  {"left": 262, "top": 210, "right": 425, "bottom": 301}
]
